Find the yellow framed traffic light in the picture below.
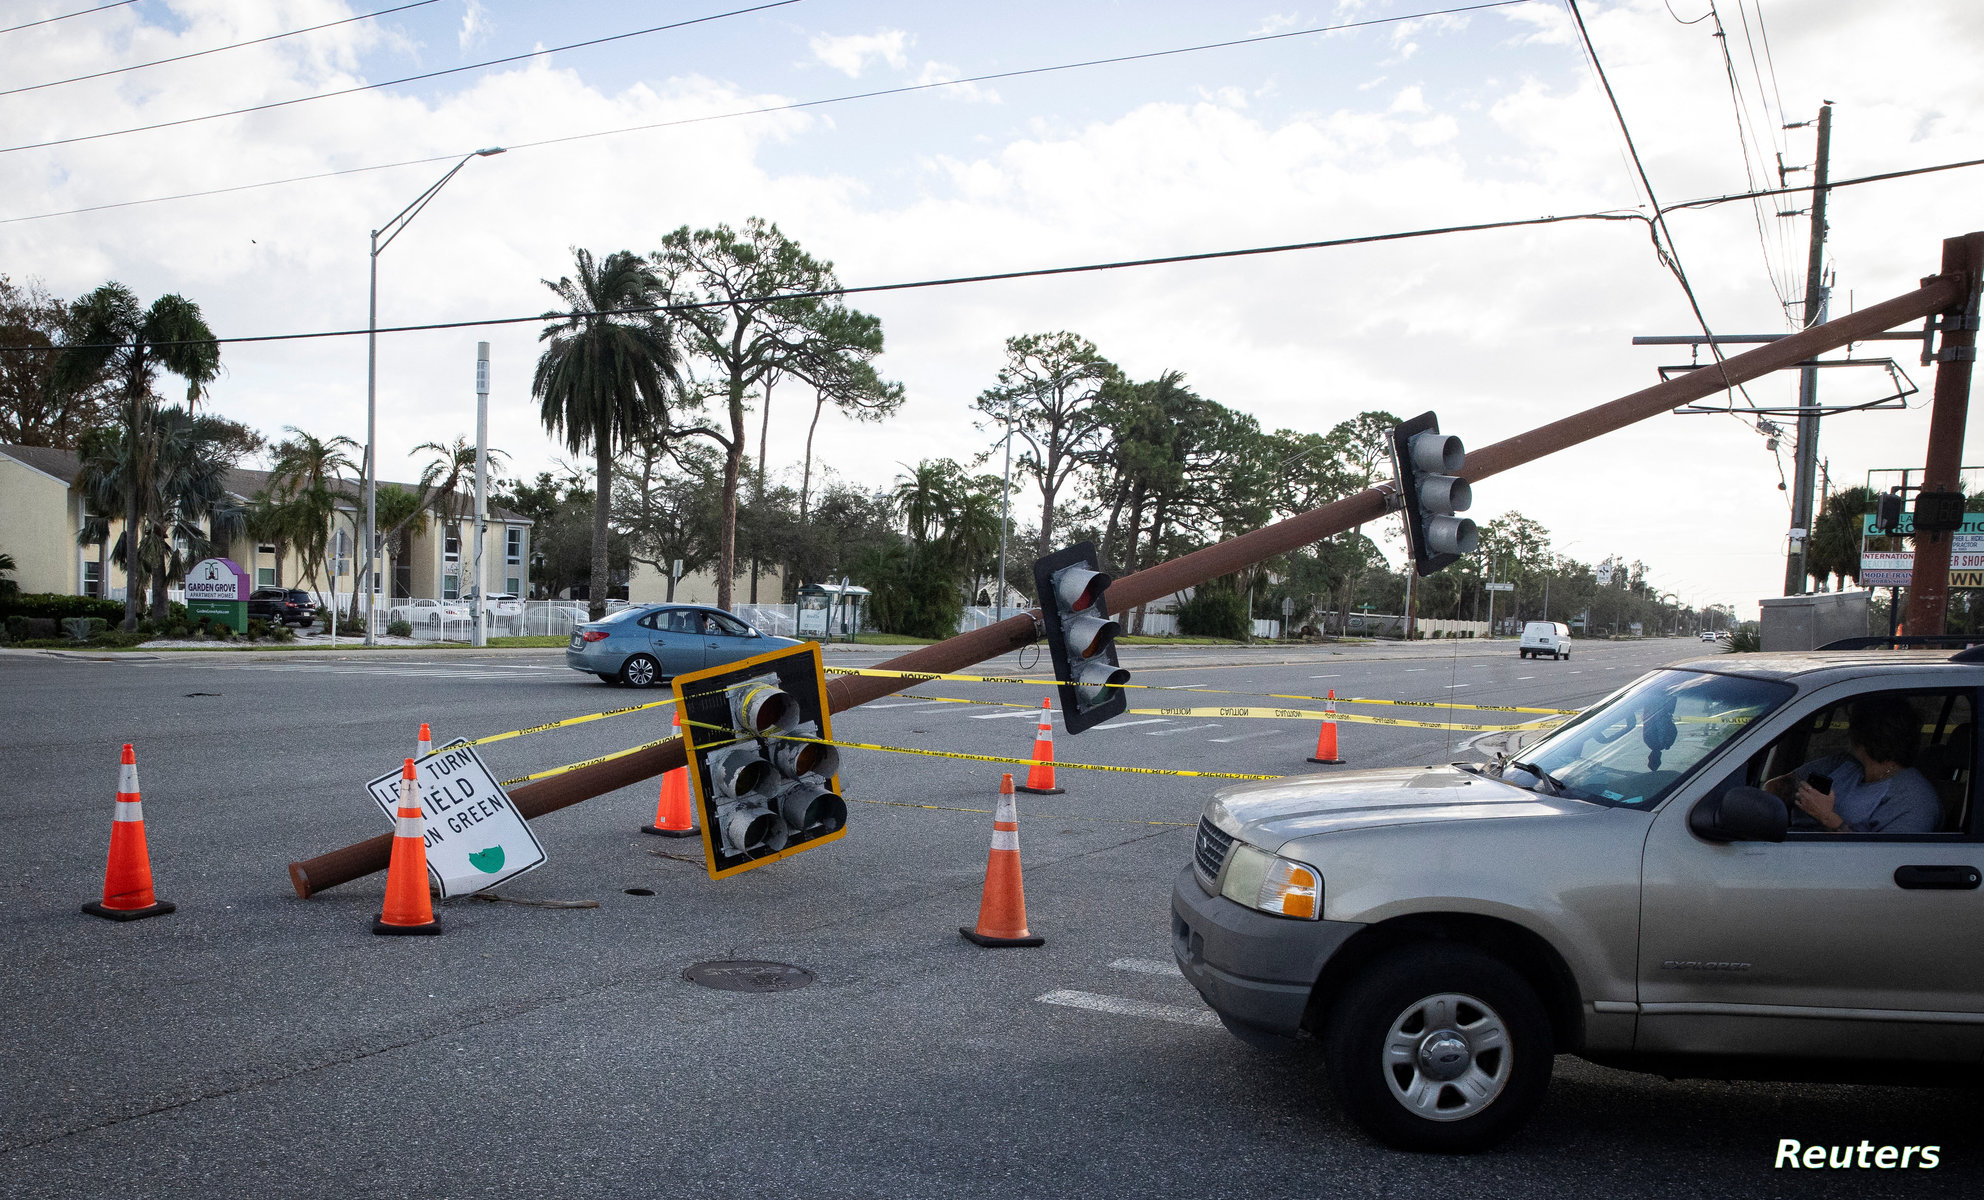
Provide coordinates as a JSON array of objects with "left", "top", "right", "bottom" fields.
[{"left": 673, "top": 641, "right": 845, "bottom": 880}]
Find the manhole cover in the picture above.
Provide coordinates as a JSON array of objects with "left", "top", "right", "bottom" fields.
[{"left": 683, "top": 960, "right": 816, "bottom": 993}]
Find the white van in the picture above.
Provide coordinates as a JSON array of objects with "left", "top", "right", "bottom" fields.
[{"left": 1518, "top": 620, "right": 1571, "bottom": 659}]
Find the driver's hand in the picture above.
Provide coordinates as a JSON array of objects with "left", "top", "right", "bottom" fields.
[{"left": 1793, "top": 780, "right": 1838, "bottom": 826}]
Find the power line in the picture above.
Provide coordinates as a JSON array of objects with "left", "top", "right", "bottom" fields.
[
  {"left": 0, "top": 0, "right": 807, "bottom": 156},
  {"left": 1, "top": 208, "right": 1649, "bottom": 353},
  {"left": 0, "top": 0, "right": 443, "bottom": 99},
  {"left": 0, "top": 0, "right": 1537, "bottom": 223},
  {"left": 1565, "top": 0, "right": 1750, "bottom": 409},
  {"left": 0, "top": 0, "right": 136, "bottom": 36}
]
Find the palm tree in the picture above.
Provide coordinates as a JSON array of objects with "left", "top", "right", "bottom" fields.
[
  {"left": 532, "top": 248, "right": 681, "bottom": 620},
  {"left": 411, "top": 436, "right": 509, "bottom": 602},
  {"left": 77, "top": 408, "right": 245, "bottom": 620},
  {"left": 372, "top": 484, "right": 431, "bottom": 600},
  {"left": 266, "top": 428, "right": 360, "bottom": 611},
  {"left": 0, "top": 549, "right": 18, "bottom": 596},
  {"left": 53, "top": 283, "right": 220, "bottom": 630}
]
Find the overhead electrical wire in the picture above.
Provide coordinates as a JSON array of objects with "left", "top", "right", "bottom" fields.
[
  {"left": 0, "top": 0, "right": 444, "bottom": 98},
  {"left": 1705, "top": 2, "right": 1795, "bottom": 310},
  {"left": 0, "top": 0, "right": 1536, "bottom": 223},
  {"left": 0, "top": 0, "right": 136, "bottom": 36},
  {"left": 4, "top": 153, "right": 1976, "bottom": 355},
  {"left": 1, "top": 209, "right": 1651, "bottom": 353},
  {"left": 0, "top": 0, "right": 807, "bottom": 155}
]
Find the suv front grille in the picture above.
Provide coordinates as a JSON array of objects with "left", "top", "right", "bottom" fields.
[{"left": 1194, "top": 818, "right": 1235, "bottom": 884}]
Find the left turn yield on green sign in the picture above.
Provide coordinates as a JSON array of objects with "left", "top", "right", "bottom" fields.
[{"left": 365, "top": 739, "right": 546, "bottom": 897}]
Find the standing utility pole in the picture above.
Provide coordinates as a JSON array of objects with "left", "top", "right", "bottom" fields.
[
  {"left": 1903, "top": 233, "right": 1984, "bottom": 634},
  {"left": 1783, "top": 103, "right": 1833, "bottom": 595},
  {"left": 472, "top": 342, "right": 491, "bottom": 648}
]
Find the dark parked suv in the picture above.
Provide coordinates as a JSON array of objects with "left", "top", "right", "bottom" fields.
[{"left": 246, "top": 587, "right": 316, "bottom": 627}]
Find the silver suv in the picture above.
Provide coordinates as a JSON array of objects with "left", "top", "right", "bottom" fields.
[{"left": 1173, "top": 650, "right": 1982, "bottom": 1151}]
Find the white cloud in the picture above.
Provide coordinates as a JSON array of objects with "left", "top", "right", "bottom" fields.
[
  {"left": 458, "top": 0, "right": 487, "bottom": 52},
  {"left": 808, "top": 29, "right": 912, "bottom": 78},
  {"left": 913, "top": 60, "right": 999, "bottom": 103}
]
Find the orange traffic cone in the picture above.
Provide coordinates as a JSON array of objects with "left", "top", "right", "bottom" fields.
[
  {"left": 417, "top": 722, "right": 432, "bottom": 759},
  {"left": 82, "top": 744, "right": 175, "bottom": 922},
  {"left": 1016, "top": 698, "right": 1064, "bottom": 795},
  {"left": 1308, "top": 690, "right": 1345, "bottom": 765},
  {"left": 643, "top": 707, "right": 698, "bottom": 837},
  {"left": 961, "top": 774, "right": 1044, "bottom": 948},
  {"left": 373, "top": 758, "right": 440, "bottom": 936}
]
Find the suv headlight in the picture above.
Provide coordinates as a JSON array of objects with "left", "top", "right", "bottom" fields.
[{"left": 1219, "top": 844, "right": 1322, "bottom": 919}]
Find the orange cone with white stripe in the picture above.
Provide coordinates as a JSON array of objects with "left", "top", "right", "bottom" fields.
[
  {"left": 961, "top": 773, "right": 1044, "bottom": 948},
  {"left": 1016, "top": 698, "right": 1064, "bottom": 795},
  {"left": 416, "top": 722, "right": 432, "bottom": 759},
  {"left": 643, "top": 707, "right": 698, "bottom": 837},
  {"left": 82, "top": 744, "right": 175, "bottom": 922},
  {"left": 373, "top": 758, "right": 440, "bottom": 936},
  {"left": 1307, "top": 690, "right": 1345, "bottom": 765}
]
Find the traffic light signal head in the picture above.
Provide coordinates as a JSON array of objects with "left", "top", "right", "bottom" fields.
[
  {"left": 1034, "top": 542, "right": 1130, "bottom": 733},
  {"left": 1874, "top": 490, "right": 1904, "bottom": 533},
  {"left": 1390, "top": 411, "right": 1479, "bottom": 575}
]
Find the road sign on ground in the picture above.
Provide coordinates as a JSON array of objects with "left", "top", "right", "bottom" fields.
[{"left": 365, "top": 739, "right": 546, "bottom": 897}]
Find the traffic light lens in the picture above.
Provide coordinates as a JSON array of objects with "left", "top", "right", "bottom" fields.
[
  {"left": 1408, "top": 431, "right": 1464, "bottom": 474},
  {"left": 1074, "top": 659, "right": 1130, "bottom": 704},
  {"left": 739, "top": 684, "right": 797, "bottom": 733},
  {"left": 1056, "top": 567, "right": 1111, "bottom": 612},
  {"left": 1068, "top": 613, "right": 1120, "bottom": 658},
  {"left": 1426, "top": 515, "right": 1479, "bottom": 556}
]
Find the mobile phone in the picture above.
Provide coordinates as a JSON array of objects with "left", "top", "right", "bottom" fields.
[{"left": 1806, "top": 772, "right": 1833, "bottom": 794}]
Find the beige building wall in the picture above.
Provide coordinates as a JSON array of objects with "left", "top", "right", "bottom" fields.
[
  {"left": 0, "top": 454, "right": 86, "bottom": 594},
  {"left": 626, "top": 560, "right": 781, "bottom": 606}
]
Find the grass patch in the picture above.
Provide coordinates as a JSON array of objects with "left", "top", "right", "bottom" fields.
[
  {"left": 489, "top": 635, "right": 575, "bottom": 648},
  {"left": 1118, "top": 635, "right": 1248, "bottom": 645},
  {"left": 846, "top": 632, "right": 936, "bottom": 645}
]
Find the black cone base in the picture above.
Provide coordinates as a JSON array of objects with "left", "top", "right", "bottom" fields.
[
  {"left": 1307, "top": 756, "right": 1346, "bottom": 765},
  {"left": 642, "top": 825, "right": 700, "bottom": 838},
  {"left": 1015, "top": 785, "right": 1064, "bottom": 795},
  {"left": 960, "top": 927, "right": 1045, "bottom": 948},
  {"left": 82, "top": 899, "right": 175, "bottom": 922},
  {"left": 372, "top": 915, "right": 442, "bottom": 936}
]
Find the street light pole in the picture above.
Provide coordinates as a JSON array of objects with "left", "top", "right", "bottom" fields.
[
  {"left": 995, "top": 387, "right": 1016, "bottom": 623},
  {"left": 472, "top": 341, "right": 491, "bottom": 648},
  {"left": 362, "top": 146, "right": 504, "bottom": 646}
]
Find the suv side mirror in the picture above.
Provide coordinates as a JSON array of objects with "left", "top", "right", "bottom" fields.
[{"left": 1689, "top": 786, "right": 1789, "bottom": 843}]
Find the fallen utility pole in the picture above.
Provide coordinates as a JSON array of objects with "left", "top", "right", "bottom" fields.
[{"left": 287, "top": 235, "right": 1979, "bottom": 900}]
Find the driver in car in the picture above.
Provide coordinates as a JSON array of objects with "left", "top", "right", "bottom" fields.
[{"left": 1765, "top": 695, "right": 1941, "bottom": 834}]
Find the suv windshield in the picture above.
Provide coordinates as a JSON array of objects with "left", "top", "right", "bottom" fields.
[{"left": 1496, "top": 669, "right": 1791, "bottom": 809}]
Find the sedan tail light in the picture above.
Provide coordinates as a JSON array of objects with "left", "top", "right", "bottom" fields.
[{"left": 581, "top": 630, "right": 610, "bottom": 642}]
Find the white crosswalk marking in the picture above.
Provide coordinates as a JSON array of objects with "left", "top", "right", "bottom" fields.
[
  {"left": 1109, "top": 957, "right": 1183, "bottom": 977},
  {"left": 1090, "top": 718, "right": 1169, "bottom": 732},
  {"left": 1145, "top": 723, "right": 1220, "bottom": 736},
  {"left": 969, "top": 709, "right": 1043, "bottom": 720},
  {"left": 1036, "top": 990, "right": 1218, "bottom": 1028},
  {"left": 1209, "top": 730, "right": 1276, "bottom": 744}
]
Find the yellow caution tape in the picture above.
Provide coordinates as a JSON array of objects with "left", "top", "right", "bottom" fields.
[
  {"left": 498, "top": 735, "right": 677, "bottom": 787},
  {"left": 847, "top": 797, "right": 1195, "bottom": 828},
  {"left": 470, "top": 698, "right": 680, "bottom": 747},
  {"left": 1125, "top": 706, "right": 1568, "bottom": 733},
  {"left": 825, "top": 665, "right": 1576, "bottom": 716},
  {"left": 768, "top": 730, "right": 1281, "bottom": 781}
]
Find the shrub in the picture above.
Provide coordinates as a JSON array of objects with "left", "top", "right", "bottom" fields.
[
  {"left": 246, "top": 618, "right": 270, "bottom": 641},
  {"left": 1728, "top": 627, "right": 1760, "bottom": 653},
  {"left": 10, "top": 616, "right": 57, "bottom": 640},
  {"left": 387, "top": 618, "right": 413, "bottom": 638},
  {"left": 0, "top": 592, "right": 125, "bottom": 622},
  {"left": 1177, "top": 585, "right": 1248, "bottom": 640},
  {"left": 62, "top": 616, "right": 108, "bottom": 642}
]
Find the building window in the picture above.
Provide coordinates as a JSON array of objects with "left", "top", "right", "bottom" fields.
[
  {"left": 257, "top": 567, "right": 276, "bottom": 587},
  {"left": 444, "top": 532, "right": 460, "bottom": 560},
  {"left": 443, "top": 574, "right": 459, "bottom": 600},
  {"left": 506, "top": 576, "right": 521, "bottom": 596},
  {"left": 506, "top": 528, "right": 522, "bottom": 564},
  {"left": 83, "top": 560, "right": 102, "bottom": 596},
  {"left": 257, "top": 543, "right": 276, "bottom": 554}
]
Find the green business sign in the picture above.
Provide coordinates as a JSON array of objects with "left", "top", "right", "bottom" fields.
[{"left": 185, "top": 557, "right": 249, "bottom": 632}]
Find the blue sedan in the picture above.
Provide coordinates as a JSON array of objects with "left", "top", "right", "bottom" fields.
[{"left": 565, "top": 604, "right": 802, "bottom": 687}]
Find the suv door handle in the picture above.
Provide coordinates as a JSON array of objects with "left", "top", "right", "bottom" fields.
[{"left": 1894, "top": 865, "right": 1981, "bottom": 890}]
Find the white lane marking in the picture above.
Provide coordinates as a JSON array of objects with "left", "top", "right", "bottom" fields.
[
  {"left": 1090, "top": 718, "right": 1169, "bottom": 731},
  {"left": 1145, "top": 723, "right": 1221, "bottom": 737},
  {"left": 1569, "top": 670, "right": 1582, "bottom": 674},
  {"left": 1444, "top": 683, "right": 1469, "bottom": 689},
  {"left": 1516, "top": 676, "right": 1535, "bottom": 681},
  {"left": 860, "top": 701, "right": 930, "bottom": 709},
  {"left": 1109, "top": 957, "right": 1184, "bottom": 977},
  {"left": 1210, "top": 730, "right": 1278, "bottom": 744},
  {"left": 1308, "top": 674, "right": 1339, "bottom": 679},
  {"left": 1405, "top": 668, "right": 1427, "bottom": 673},
  {"left": 1150, "top": 684, "right": 1208, "bottom": 691},
  {"left": 1036, "top": 990, "right": 1218, "bottom": 1028},
  {"left": 968, "top": 709, "right": 1044, "bottom": 720}
]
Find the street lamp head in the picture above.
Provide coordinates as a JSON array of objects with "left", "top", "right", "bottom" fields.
[{"left": 475, "top": 146, "right": 506, "bottom": 156}]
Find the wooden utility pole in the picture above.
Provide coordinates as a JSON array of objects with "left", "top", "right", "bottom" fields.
[
  {"left": 1783, "top": 103, "right": 1832, "bottom": 596},
  {"left": 288, "top": 242, "right": 1977, "bottom": 899},
  {"left": 1903, "top": 233, "right": 1984, "bottom": 634}
]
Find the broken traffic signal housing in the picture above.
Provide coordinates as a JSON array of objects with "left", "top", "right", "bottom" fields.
[
  {"left": 1390, "top": 411, "right": 1479, "bottom": 576},
  {"left": 1034, "top": 541, "right": 1130, "bottom": 734}
]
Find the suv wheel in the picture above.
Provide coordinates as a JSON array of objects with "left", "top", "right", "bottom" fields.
[
  {"left": 619, "top": 653, "right": 660, "bottom": 689},
  {"left": 1323, "top": 944, "right": 1552, "bottom": 1153}
]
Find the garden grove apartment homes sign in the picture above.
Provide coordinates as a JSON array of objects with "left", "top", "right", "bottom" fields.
[{"left": 185, "top": 557, "right": 248, "bottom": 631}]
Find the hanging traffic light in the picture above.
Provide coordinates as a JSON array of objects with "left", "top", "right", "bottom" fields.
[
  {"left": 674, "top": 646, "right": 846, "bottom": 879},
  {"left": 1034, "top": 542, "right": 1130, "bottom": 734},
  {"left": 1874, "top": 490, "right": 1905, "bottom": 534},
  {"left": 1390, "top": 411, "right": 1478, "bottom": 576}
]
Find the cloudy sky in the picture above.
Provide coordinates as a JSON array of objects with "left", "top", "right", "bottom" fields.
[{"left": 4, "top": 0, "right": 1981, "bottom": 617}]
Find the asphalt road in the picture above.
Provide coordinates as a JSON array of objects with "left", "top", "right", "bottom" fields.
[{"left": 1, "top": 636, "right": 1976, "bottom": 1198}]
